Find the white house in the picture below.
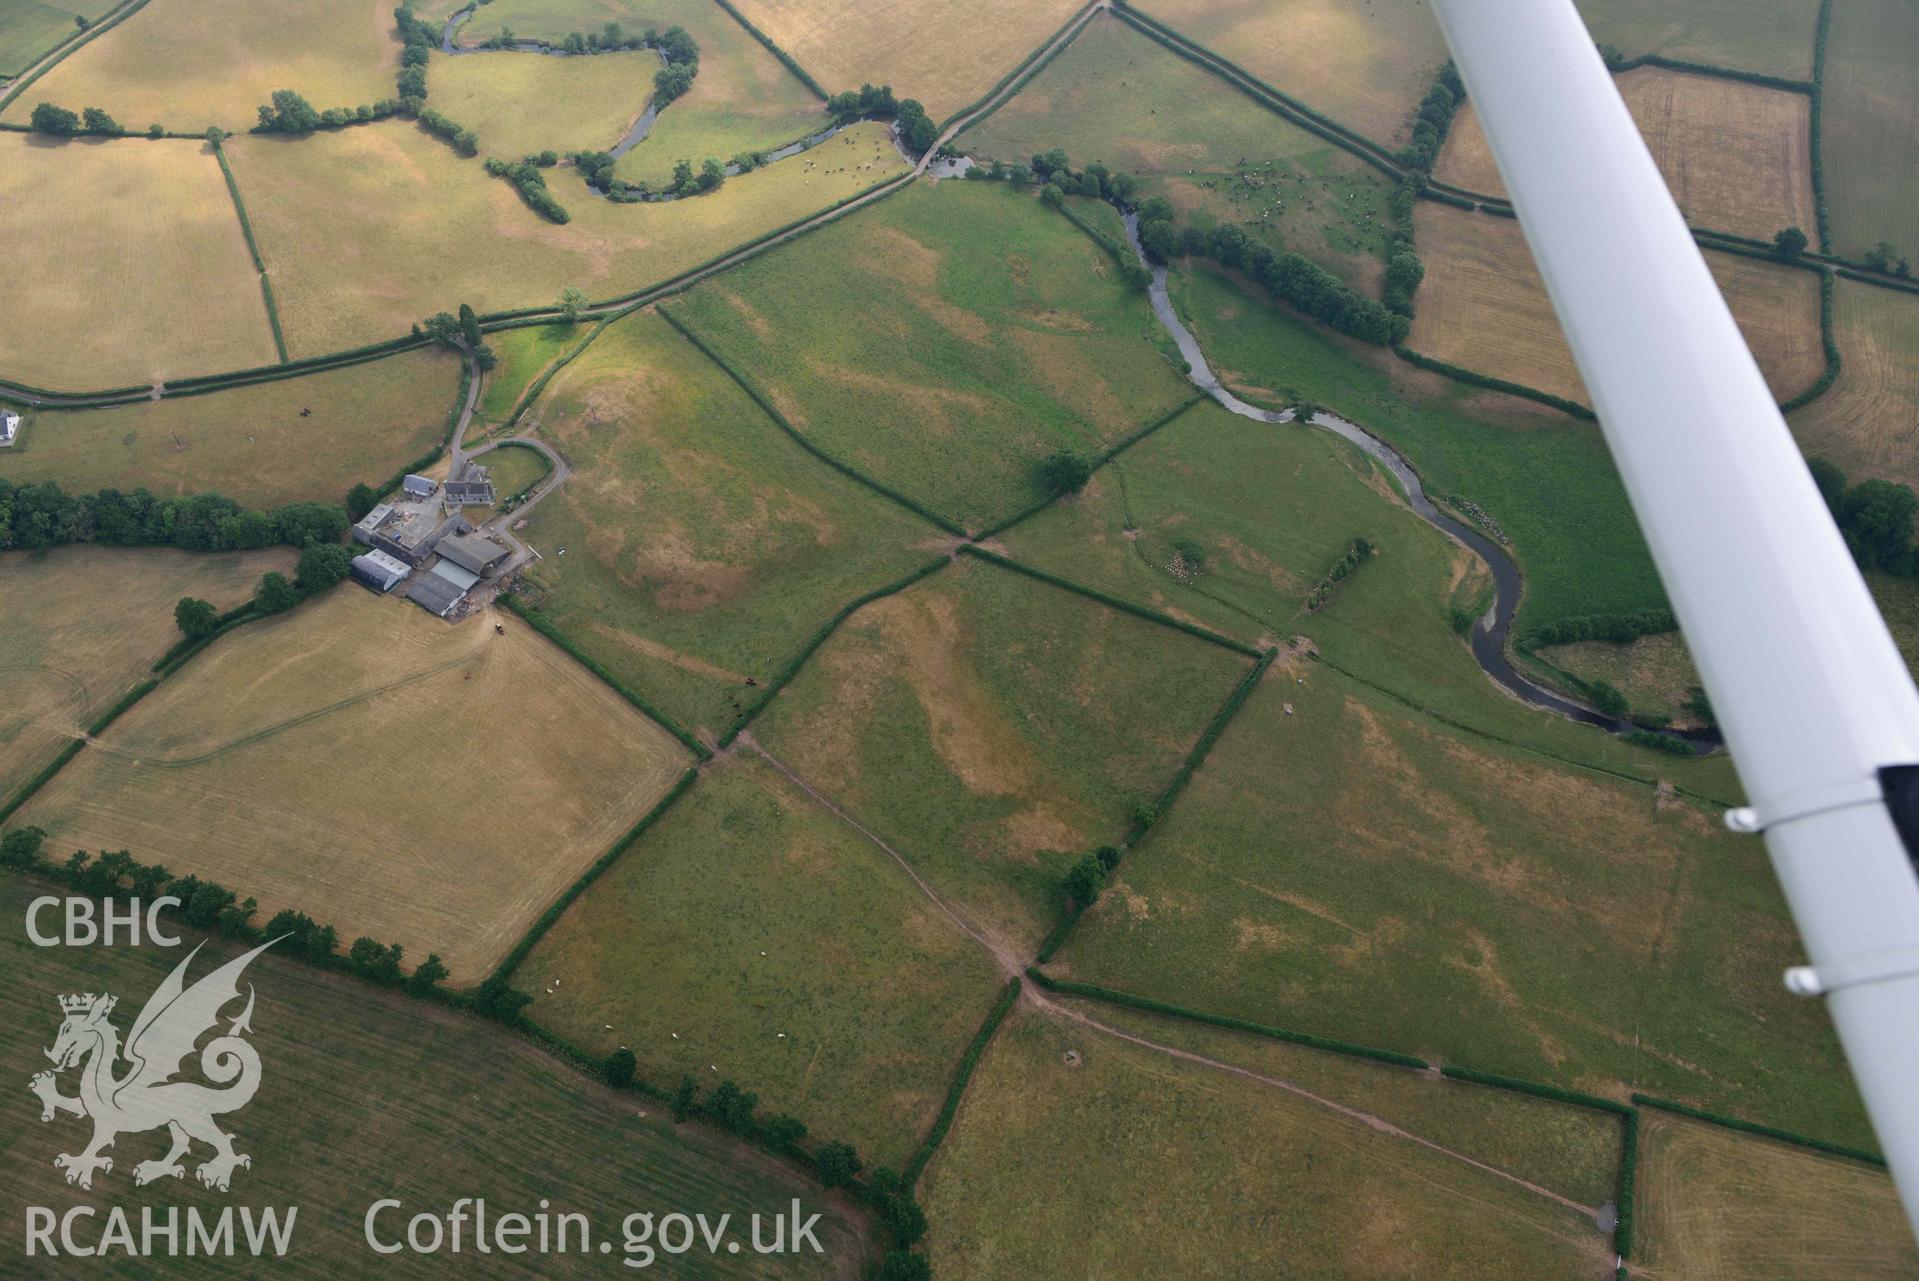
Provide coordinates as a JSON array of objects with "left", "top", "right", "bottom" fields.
[{"left": 0, "top": 411, "right": 19, "bottom": 447}]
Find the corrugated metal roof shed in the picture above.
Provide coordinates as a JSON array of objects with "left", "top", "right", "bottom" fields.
[{"left": 405, "top": 573, "right": 465, "bottom": 618}]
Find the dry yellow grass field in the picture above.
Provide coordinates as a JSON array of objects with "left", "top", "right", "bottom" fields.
[
  {"left": 226, "top": 119, "right": 907, "bottom": 356},
  {"left": 0, "top": 0, "right": 401, "bottom": 133},
  {"left": 0, "top": 347, "right": 461, "bottom": 507},
  {"left": 0, "top": 546, "right": 292, "bottom": 804},
  {"left": 1790, "top": 280, "right": 1919, "bottom": 490},
  {"left": 429, "top": 49, "right": 659, "bottom": 163},
  {"left": 1133, "top": 0, "right": 1450, "bottom": 147},
  {"left": 18, "top": 588, "right": 692, "bottom": 980},
  {"left": 1635, "top": 1113, "right": 1919, "bottom": 1279},
  {"left": 0, "top": 134, "right": 276, "bottom": 390},
  {"left": 728, "top": 0, "right": 1085, "bottom": 121},
  {"left": 1409, "top": 202, "right": 1824, "bottom": 405},
  {"left": 1438, "top": 68, "right": 1815, "bottom": 242}
]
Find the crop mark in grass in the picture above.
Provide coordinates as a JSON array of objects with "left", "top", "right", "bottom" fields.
[{"left": 739, "top": 733, "right": 1022, "bottom": 979}]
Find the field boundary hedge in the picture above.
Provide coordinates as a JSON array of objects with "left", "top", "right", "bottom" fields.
[
  {"left": 1392, "top": 345, "right": 1597, "bottom": 420},
  {"left": 501, "top": 318, "right": 614, "bottom": 433},
  {"left": 499, "top": 593, "right": 710, "bottom": 760},
  {"left": 0, "top": 662, "right": 172, "bottom": 824},
  {"left": 488, "top": 766, "right": 698, "bottom": 985},
  {"left": 1808, "top": 0, "right": 1834, "bottom": 252},
  {"left": 1138, "top": 648, "right": 1273, "bottom": 837},
  {"left": 718, "top": 556, "right": 950, "bottom": 749},
  {"left": 901, "top": 977, "right": 1021, "bottom": 1190},
  {"left": 1616, "top": 1108, "right": 1639, "bottom": 1257},
  {"left": 1837, "top": 267, "right": 1919, "bottom": 295},
  {"left": 0, "top": 0, "right": 155, "bottom": 113},
  {"left": 1110, "top": 3, "right": 1403, "bottom": 181},
  {"left": 1631, "top": 1093, "right": 1886, "bottom": 1167},
  {"left": 211, "top": 139, "right": 289, "bottom": 363},
  {"left": 1779, "top": 266, "right": 1841, "bottom": 414},
  {"left": 973, "top": 394, "right": 1205, "bottom": 542},
  {"left": 941, "top": 0, "right": 1099, "bottom": 133},
  {"left": 658, "top": 305, "right": 967, "bottom": 536},
  {"left": 956, "top": 545, "right": 1260, "bottom": 657},
  {"left": 1024, "top": 968, "right": 1429, "bottom": 1069},
  {"left": 1438, "top": 1063, "right": 1631, "bottom": 1115},
  {"left": 706, "top": 0, "right": 825, "bottom": 99}
]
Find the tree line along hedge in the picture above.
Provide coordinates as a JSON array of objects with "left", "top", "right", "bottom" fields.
[
  {"left": 0, "top": 478, "right": 346, "bottom": 554},
  {"left": 901, "top": 978, "right": 1021, "bottom": 1190},
  {"left": 957, "top": 546, "right": 1260, "bottom": 657}
]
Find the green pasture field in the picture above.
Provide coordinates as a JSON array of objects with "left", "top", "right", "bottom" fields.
[
  {"left": 1790, "top": 278, "right": 1919, "bottom": 491},
  {"left": 1168, "top": 262, "right": 1660, "bottom": 633},
  {"left": 226, "top": 118, "right": 908, "bottom": 357},
  {"left": 1635, "top": 1111, "right": 1918, "bottom": 1279},
  {"left": 1574, "top": 0, "right": 1820, "bottom": 79},
  {"left": 471, "top": 321, "right": 585, "bottom": 433},
  {"left": 960, "top": 12, "right": 1393, "bottom": 290},
  {"left": 753, "top": 553, "right": 1252, "bottom": 955},
  {"left": 0, "top": 134, "right": 276, "bottom": 391},
  {"left": 513, "top": 308, "right": 936, "bottom": 740},
  {"left": 0, "top": 0, "right": 401, "bottom": 134},
  {"left": 429, "top": 47, "right": 660, "bottom": 163},
  {"left": 1054, "top": 661, "right": 1866, "bottom": 1146},
  {"left": 18, "top": 588, "right": 692, "bottom": 980},
  {"left": 0, "top": 546, "right": 291, "bottom": 804},
  {"left": 1824, "top": 0, "right": 1919, "bottom": 260},
  {"left": 728, "top": 0, "right": 1085, "bottom": 121},
  {"left": 1130, "top": 0, "right": 1450, "bottom": 148},
  {"left": 0, "top": 0, "right": 117, "bottom": 76},
  {"left": 518, "top": 754, "right": 1005, "bottom": 1168},
  {"left": 1077, "top": 999, "right": 1625, "bottom": 1209},
  {"left": 476, "top": 438, "right": 550, "bottom": 500},
  {"left": 0, "top": 347, "right": 460, "bottom": 507},
  {"left": 671, "top": 181, "right": 1195, "bottom": 532},
  {"left": 444, "top": 0, "right": 828, "bottom": 193},
  {"left": 995, "top": 398, "right": 1395, "bottom": 644},
  {"left": 0, "top": 871, "right": 871, "bottom": 1279},
  {"left": 919, "top": 1004, "right": 1612, "bottom": 1279}
]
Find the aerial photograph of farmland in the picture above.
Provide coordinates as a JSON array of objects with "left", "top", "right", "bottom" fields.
[{"left": 4, "top": 0, "right": 1919, "bottom": 1275}]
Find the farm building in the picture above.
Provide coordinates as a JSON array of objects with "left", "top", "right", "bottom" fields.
[
  {"left": 0, "top": 411, "right": 19, "bottom": 446},
  {"left": 436, "top": 531, "right": 511, "bottom": 577},
  {"left": 402, "top": 473, "right": 437, "bottom": 498},
  {"left": 351, "top": 549, "right": 410, "bottom": 593},
  {"left": 352, "top": 501, "right": 466, "bottom": 567},
  {"left": 405, "top": 572, "right": 466, "bottom": 618},
  {"left": 444, "top": 476, "right": 495, "bottom": 506}
]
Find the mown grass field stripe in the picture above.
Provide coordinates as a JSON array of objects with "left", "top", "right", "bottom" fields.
[
  {"left": 717, "top": 556, "right": 953, "bottom": 749},
  {"left": 902, "top": 977, "right": 1022, "bottom": 1191},
  {"left": 1109, "top": 2, "right": 1404, "bottom": 180},
  {"left": 956, "top": 545, "right": 1262, "bottom": 657},
  {"left": 488, "top": 766, "right": 700, "bottom": 985},
  {"left": 499, "top": 593, "right": 710, "bottom": 760},
  {"left": 1631, "top": 1093, "right": 1887, "bottom": 1167},
  {"left": 658, "top": 304, "right": 969, "bottom": 537},
  {"left": 0, "top": 0, "right": 154, "bottom": 114}
]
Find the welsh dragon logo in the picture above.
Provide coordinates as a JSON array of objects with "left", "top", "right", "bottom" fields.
[{"left": 29, "top": 939, "right": 278, "bottom": 1192}]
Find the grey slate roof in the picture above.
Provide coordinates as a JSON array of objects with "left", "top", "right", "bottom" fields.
[{"left": 405, "top": 572, "right": 465, "bottom": 617}]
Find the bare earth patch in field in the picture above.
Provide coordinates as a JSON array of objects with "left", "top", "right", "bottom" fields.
[
  {"left": 226, "top": 119, "right": 907, "bottom": 357},
  {"left": 1132, "top": 0, "right": 1449, "bottom": 147},
  {"left": 1635, "top": 1112, "right": 1917, "bottom": 1279},
  {"left": 18, "top": 588, "right": 691, "bottom": 980},
  {"left": 0, "top": 546, "right": 291, "bottom": 804},
  {"left": 0, "top": 347, "right": 460, "bottom": 507},
  {"left": 0, "top": 134, "right": 276, "bottom": 390},
  {"left": 1791, "top": 281, "right": 1919, "bottom": 489},
  {"left": 728, "top": 0, "right": 1084, "bottom": 121},
  {"left": 0, "top": 0, "right": 401, "bottom": 133},
  {"left": 1409, "top": 202, "right": 1823, "bottom": 406},
  {"left": 1438, "top": 67, "right": 1815, "bottom": 242}
]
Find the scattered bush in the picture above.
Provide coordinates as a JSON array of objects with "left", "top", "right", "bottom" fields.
[
  {"left": 255, "top": 89, "right": 321, "bottom": 134},
  {"left": 1062, "top": 854, "right": 1106, "bottom": 907},
  {"left": 81, "top": 106, "right": 120, "bottom": 135},
  {"left": 29, "top": 102, "right": 80, "bottom": 136},
  {"left": 813, "top": 1141, "right": 862, "bottom": 1188},
  {"left": 485, "top": 156, "right": 569, "bottom": 223},
  {"left": 173, "top": 596, "right": 219, "bottom": 641},
  {"left": 1773, "top": 226, "right": 1809, "bottom": 262},
  {"left": 1037, "top": 449, "right": 1092, "bottom": 495},
  {"left": 603, "top": 1048, "right": 637, "bottom": 1087},
  {"left": 1588, "top": 679, "right": 1630, "bottom": 718}
]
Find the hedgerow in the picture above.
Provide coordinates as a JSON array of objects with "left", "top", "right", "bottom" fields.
[
  {"left": 718, "top": 557, "right": 950, "bottom": 748},
  {"left": 957, "top": 546, "right": 1259, "bottom": 657},
  {"left": 1808, "top": 0, "right": 1834, "bottom": 251},
  {"left": 707, "top": 0, "right": 824, "bottom": 98},
  {"left": 973, "top": 395, "right": 1203, "bottom": 542},
  {"left": 1778, "top": 268, "right": 1842, "bottom": 414},
  {"left": 1137, "top": 649, "right": 1274, "bottom": 839},
  {"left": 499, "top": 594, "right": 709, "bottom": 759},
  {"left": 658, "top": 306, "right": 965, "bottom": 535},
  {"left": 1437, "top": 1064, "right": 1632, "bottom": 1115},
  {"left": 1392, "top": 345, "right": 1596, "bottom": 419},
  {"left": 1615, "top": 1107, "right": 1639, "bottom": 1257},
  {"left": 1522, "top": 608, "right": 1676, "bottom": 650},
  {"left": 939, "top": 0, "right": 1097, "bottom": 131},
  {"left": 901, "top": 978, "right": 1021, "bottom": 1190},
  {"left": 1025, "top": 968, "right": 1430, "bottom": 1069},
  {"left": 1630, "top": 1093, "right": 1886, "bottom": 1166}
]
